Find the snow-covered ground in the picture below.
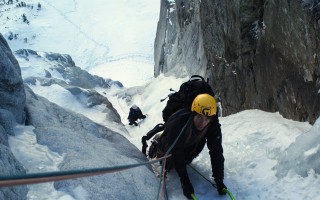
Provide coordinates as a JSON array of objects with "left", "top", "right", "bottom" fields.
[
  {"left": 0, "top": 0, "right": 157, "bottom": 86},
  {"left": 2, "top": 0, "right": 320, "bottom": 199}
]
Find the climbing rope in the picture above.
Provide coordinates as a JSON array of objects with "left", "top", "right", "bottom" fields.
[
  {"left": 0, "top": 155, "right": 171, "bottom": 188},
  {"left": 188, "top": 164, "right": 214, "bottom": 187},
  {"left": 188, "top": 164, "right": 235, "bottom": 200},
  {"left": 159, "top": 158, "right": 168, "bottom": 200},
  {"left": 157, "top": 115, "right": 193, "bottom": 200}
]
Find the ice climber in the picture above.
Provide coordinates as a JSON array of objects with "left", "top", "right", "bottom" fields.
[
  {"left": 127, "top": 104, "right": 146, "bottom": 126},
  {"left": 153, "top": 94, "right": 227, "bottom": 198}
]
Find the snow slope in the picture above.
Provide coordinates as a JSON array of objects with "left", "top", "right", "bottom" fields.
[
  {"left": 0, "top": 0, "right": 158, "bottom": 86},
  {"left": 1, "top": 0, "right": 320, "bottom": 199}
]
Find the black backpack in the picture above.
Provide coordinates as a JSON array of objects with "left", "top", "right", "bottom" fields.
[
  {"left": 161, "top": 75, "right": 215, "bottom": 122},
  {"left": 141, "top": 75, "right": 215, "bottom": 156}
]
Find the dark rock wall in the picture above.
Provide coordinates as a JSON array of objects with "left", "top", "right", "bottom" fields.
[
  {"left": 154, "top": 0, "right": 320, "bottom": 124},
  {"left": 259, "top": 0, "right": 320, "bottom": 122},
  {"left": 0, "top": 34, "right": 26, "bottom": 124},
  {"left": 0, "top": 33, "right": 27, "bottom": 199}
]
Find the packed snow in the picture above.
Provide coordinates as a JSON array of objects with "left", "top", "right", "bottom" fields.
[{"left": 1, "top": 0, "right": 320, "bottom": 199}]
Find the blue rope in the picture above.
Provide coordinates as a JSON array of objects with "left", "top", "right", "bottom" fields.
[{"left": 0, "top": 155, "right": 171, "bottom": 187}]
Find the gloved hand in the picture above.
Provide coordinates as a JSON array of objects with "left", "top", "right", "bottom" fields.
[
  {"left": 215, "top": 179, "right": 227, "bottom": 195},
  {"left": 180, "top": 177, "right": 194, "bottom": 199}
]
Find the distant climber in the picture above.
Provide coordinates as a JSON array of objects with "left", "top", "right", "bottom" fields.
[{"left": 127, "top": 105, "right": 146, "bottom": 126}]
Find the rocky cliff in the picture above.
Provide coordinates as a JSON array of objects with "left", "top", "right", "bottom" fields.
[
  {"left": 0, "top": 33, "right": 27, "bottom": 199},
  {"left": 154, "top": 0, "right": 320, "bottom": 124}
]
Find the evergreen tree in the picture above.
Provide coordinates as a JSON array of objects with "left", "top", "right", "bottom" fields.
[
  {"left": 22, "top": 13, "right": 29, "bottom": 24},
  {"left": 7, "top": 32, "right": 13, "bottom": 40}
]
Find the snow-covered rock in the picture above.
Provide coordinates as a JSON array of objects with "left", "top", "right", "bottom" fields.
[
  {"left": 0, "top": 33, "right": 28, "bottom": 200},
  {"left": 25, "top": 86, "right": 159, "bottom": 199}
]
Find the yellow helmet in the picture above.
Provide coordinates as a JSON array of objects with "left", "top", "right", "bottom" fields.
[{"left": 191, "top": 94, "right": 217, "bottom": 116}]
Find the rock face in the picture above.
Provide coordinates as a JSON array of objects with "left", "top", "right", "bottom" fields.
[
  {"left": 0, "top": 35, "right": 26, "bottom": 124},
  {"left": 24, "top": 86, "right": 158, "bottom": 199},
  {"left": 0, "top": 33, "right": 28, "bottom": 199},
  {"left": 154, "top": 0, "right": 320, "bottom": 124}
]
